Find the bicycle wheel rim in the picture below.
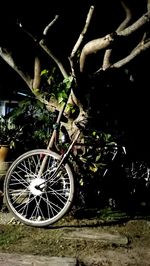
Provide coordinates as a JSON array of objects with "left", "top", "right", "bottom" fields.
[{"left": 4, "top": 149, "right": 74, "bottom": 227}]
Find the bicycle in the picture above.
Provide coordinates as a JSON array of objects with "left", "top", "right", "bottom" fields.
[{"left": 3, "top": 106, "right": 150, "bottom": 227}]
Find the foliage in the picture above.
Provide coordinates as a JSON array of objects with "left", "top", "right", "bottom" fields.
[
  {"left": 65, "top": 128, "right": 117, "bottom": 207},
  {"left": 7, "top": 98, "right": 56, "bottom": 155},
  {"left": 0, "top": 115, "right": 23, "bottom": 148},
  {"left": 41, "top": 67, "right": 73, "bottom": 104},
  {"left": 78, "top": 130, "right": 117, "bottom": 174}
]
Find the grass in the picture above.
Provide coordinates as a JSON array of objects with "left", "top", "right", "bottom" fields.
[{"left": 0, "top": 207, "right": 150, "bottom": 257}]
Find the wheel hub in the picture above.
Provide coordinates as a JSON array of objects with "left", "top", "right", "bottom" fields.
[{"left": 29, "top": 178, "right": 46, "bottom": 196}]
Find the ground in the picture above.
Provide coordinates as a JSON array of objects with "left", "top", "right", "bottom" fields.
[{"left": 0, "top": 208, "right": 150, "bottom": 265}]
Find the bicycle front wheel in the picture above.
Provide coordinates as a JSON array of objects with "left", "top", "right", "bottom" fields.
[{"left": 4, "top": 149, "right": 74, "bottom": 227}]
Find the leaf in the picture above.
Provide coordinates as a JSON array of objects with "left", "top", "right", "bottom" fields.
[
  {"left": 41, "top": 69, "right": 49, "bottom": 76},
  {"left": 62, "top": 76, "right": 73, "bottom": 90},
  {"left": 89, "top": 163, "right": 98, "bottom": 172},
  {"left": 79, "top": 156, "right": 87, "bottom": 163},
  {"left": 66, "top": 103, "right": 76, "bottom": 114},
  {"left": 95, "top": 154, "right": 101, "bottom": 162},
  {"left": 79, "top": 178, "right": 84, "bottom": 186}
]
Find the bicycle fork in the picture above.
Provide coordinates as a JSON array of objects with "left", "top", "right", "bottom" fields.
[{"left": 35, "top": 129, "right": 81, "bottom": 190}]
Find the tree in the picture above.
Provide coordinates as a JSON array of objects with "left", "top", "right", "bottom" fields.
[{"left": 0, "top": 0, "right": 150, "bottom": 149}]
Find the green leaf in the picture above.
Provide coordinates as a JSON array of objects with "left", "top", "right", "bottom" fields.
[
  {"left": 62, "top": 76, "right": 73, "bottom": 90},
  {"left": 66, "top": 103, "right": 76, "bottom": 114},
  {"left": 95, "top": 154, "right": 101, "bottom": 162},
  {"left": 41, "top": 69, "right": 49, "bottom": 76},
  {"left": 89, "top": 163, "right": 98, "bottom": 172}
]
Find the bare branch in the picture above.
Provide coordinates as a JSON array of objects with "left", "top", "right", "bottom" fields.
[
  {"left": 80, "top": 34, "right": 115, "bottom": 72},
  {"left": 43, "top": 15, "right": 59, "bottom": 36},
  {"left": 103, "top": 0, "right": 133, "bottom": 70},
  {"left": 40, "top": 16, "right": 69, "bottom": 79},
  {"left": 39, "top": 39, "right": 79, "bottom": 117},
  {"left": 18, "top": 23, "right": 37, "bottom": 43},
  {"left": 80, "top": 10, "right": 150, "bottom": 72},
  {"left": 70, "top": 6, "right": 95, "bottom": 60},
  {"left": 18, "top": 16, "right": 69, "bottom": 79},
  {"left": 109, "top": 10, "right": 150, "bottom": 69},
  {"left": 0, "top": 47, "right": 32, "bottom": 88},
  {"left": 148, "top": 0, "right": 150, "bottom": 11},
  {"left": 32, "top": 56, "right": 41, "bottom": 90},
  {"left": 18, "top": 16, "right": 68, "bottom": 79},
  {"left": 40, "top": 27, "right": 82, "bottom": 122},
  {"left": 111, "top": 39, "right": 150, "bottom": 68},
  {"left": 118, "top": 11, "right": 150, "bottom": 37},
  {"left": 117, "top": 0, "right": 133, "bottom": 32},
  {"left": 69, "top": 5, "right": 95, "bottom": 79},
  {"left": 39, "top": 39, "right": 69, "bottom": 78},
  {"left": 0, "top": 47, "right": 63, "bottom": 112}
]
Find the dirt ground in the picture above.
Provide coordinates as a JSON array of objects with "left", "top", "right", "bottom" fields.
[{"left": 0, "top": 208, "right": 150, "bottom": 266}]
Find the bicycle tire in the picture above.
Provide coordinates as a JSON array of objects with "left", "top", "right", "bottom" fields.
[{"left": 4, "top": 149, "right": 74, "bottom": 227}]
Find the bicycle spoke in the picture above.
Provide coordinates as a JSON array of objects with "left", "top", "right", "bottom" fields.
[{"left": 9, "top": 172, "right": 29, "bottom": 187}]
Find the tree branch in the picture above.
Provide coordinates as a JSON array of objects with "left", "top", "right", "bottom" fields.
[
  {"left": 69, "top": 5, "right": 94, "bottom": 79},
  {"left": 70, "top": 6, "right": 95, "bottom": 60},
  {"left": 80, "top": 34, "right": 115, "bottom": 72},
  {"left": 80, "top": 10, "right": 150, "bottom": 72},
  {"left": 43, "top": 15, "right": 59, "bottom": 36},
  {"left": 118, "top": 11, "right": 150, "bottom": 37},
  {"left": 102, "top": 0, "right": 133, "bottom": 70},
  {"left": 111, "top": 39, "right": 150, "bottom": 68},
  {"left": 39, "top": 39, "right": 69, "bottom": 78},
  {"left": 0, "top": 47, "right": 32, "bottom": 88},
  {"left": 0, "top": 47, "right": 62, "bottom": 112},
  {"left": 32, "top": 56, "right": 41, "bottom": 90}
]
